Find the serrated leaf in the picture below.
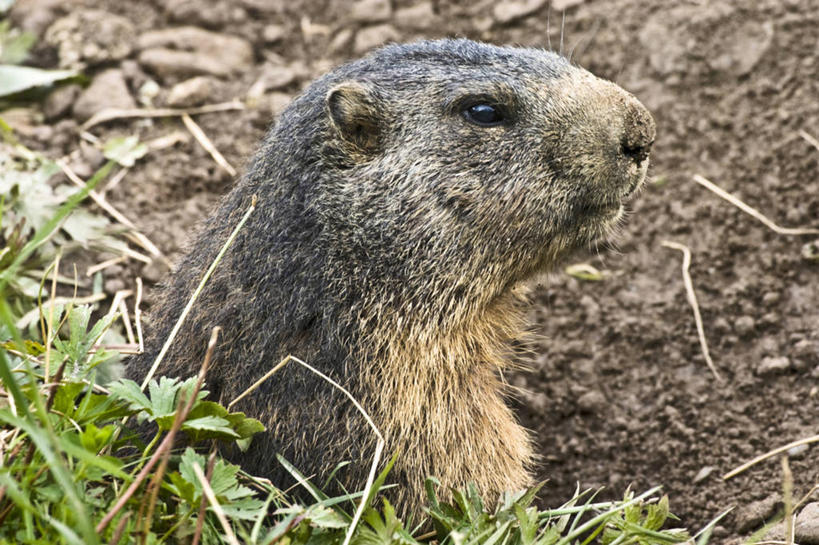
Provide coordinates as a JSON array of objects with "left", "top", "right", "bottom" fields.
[
  {"left": 67, "top": 304, "right": 92, "bottom": 354},
  {"left": 103, "top": 135, "right": 148, "bottom": 167},
  {"left": 0, "top": 65, "right": 78, "bottom": 96},
  {"left": 218, "top": 497, "right": 268, "bottom": 520},
  {"left": 643, "top": 495, "right": 670, "bottom": 531},
  {"left": 182, "top": 415, "right": 239, "bottom": 438},
  {"left": 107, "top": 378, "right": 153, "bottom": 413},
  {"left": 168, "top": 471, "right": 197, "bottom": 504}
]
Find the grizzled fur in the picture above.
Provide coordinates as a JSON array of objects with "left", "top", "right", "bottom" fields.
[{"left": 127, "top": 39, "right": 655, "bottom": 514}]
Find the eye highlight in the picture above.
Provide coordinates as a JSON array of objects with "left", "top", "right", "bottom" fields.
[{"left": 463, "top": 103, "right": 505, "bottom": 127}]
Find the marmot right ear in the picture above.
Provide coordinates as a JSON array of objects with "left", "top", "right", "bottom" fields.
[{"left": 326, "top": 81, "right": 382, "bottom": 155}]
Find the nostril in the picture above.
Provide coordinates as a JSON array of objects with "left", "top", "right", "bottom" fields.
[
  {"left": 621, "top": 140, "right": 653, "bottom": 164},
  {"left": 621, "top": 100, "right": 656, "bottom": 165}
]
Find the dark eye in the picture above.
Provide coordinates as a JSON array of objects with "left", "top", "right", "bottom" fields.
[{"left": 463, "top": 103, "right": 504, "bottom": 127}]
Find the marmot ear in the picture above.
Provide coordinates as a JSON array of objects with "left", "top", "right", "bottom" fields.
[{"left": 326, "top": 81, "right": 383, "bottom": 155}]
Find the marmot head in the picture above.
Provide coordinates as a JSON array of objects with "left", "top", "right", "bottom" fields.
[{"left": 270, "top": 39, "right": 655, "bottom": 327}]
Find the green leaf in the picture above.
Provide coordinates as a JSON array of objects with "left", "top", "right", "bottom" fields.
[
  {"left": 167, "top": 471, "right": 197, "bottom": 504},
  {"left": 60, "top": 208, "right": 111, "bottom": 245},
  {"left": 0, "top": 64, "right": 78, "bottom": 97},
  {"left": 78, "top": 423, "right": 115, "bottom": 452},
  {"left": 0, "top": 21, "right": 36, "bottom": 64},
  {"left": 52, "top": 380, "right": 85, "bottom": 416},
  {"left": 107, "top": 378, "right": 153, "bottom": 413},
  {"left": 182, "top": 415, "right": 239, "bottom": 438},
  {"left": 103, "top": 135, "right": 148, "bottom": 167}
]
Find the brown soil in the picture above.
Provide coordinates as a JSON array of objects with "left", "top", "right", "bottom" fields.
[{"left": 8, "top": 0, "right": 819, "bottom": 540}]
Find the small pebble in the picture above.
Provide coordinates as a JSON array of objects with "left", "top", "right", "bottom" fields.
[
  {"left": 492, "top": 0, "right": 548, "bottom": 25},
  {"left": 756, "top": 356, "right": 791, "bottom": 376},
  {"left": 350, "top": 0, "right": 391, "bottom": 24},
  {"left": 73, "top": 69, "right": 136, "bottom": 122},
  {"left": 734, "top": 494, "right": 781, "bottom": 533},
  {"left": 795, "top": 502, "right": 819, "bottom": 545},
  {"left": 734, "top": 315, "right": 755, "bottom": 335},
  {"left": 787, "top": 443, "right": 809, "bottom": 459},
  {"left": 353, "top": 24, "right": 400, "bottom": 54},
  {"left": 576, "top": 390, "right": 606, "bottom": 413},
  {"left": 692, "top": 465, "right": 715, "bottom": 484},
  {"left": 166, "top": 76, "right": 213, "bottom": 107},
  {"left": 262, "top": 23, "right": 286, "bottom": 43}
]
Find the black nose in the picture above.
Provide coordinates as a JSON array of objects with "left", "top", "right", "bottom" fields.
[{"left": 620, "top": 100, "right": 656, "bottom": 165}]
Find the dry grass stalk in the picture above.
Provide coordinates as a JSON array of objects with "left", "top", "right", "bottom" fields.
[
  {"left": 192, "top": 462, "right": 241, "bottom": 545},
  {"left": 798, "top": 129, "right": 819, "bottom": 153},
  {"left": 783, "top": 457, "right": 794, "bottom": 545},
  {"left": 661, "top": 241, "right": 723, "bottom": 382},
  {"left": 100, "top": 167, "right": 129, "bottom": 197},
  {"left": 86, "top": 255, "right": 128, "bottom": 276},
  {"left": 118, "top": 298, "right": 136, "bottom": 346},
  {"left": 135, "top": 277, "right": 144, "bottom": 354},
  {"left": 81, "top": 100, "right": 245, "bottom": 130},
  {"left": 692, "top": 174, "right": 819, "bottom": 236},
  {"left": 191, "top": 450, "right": 218, "bottom": 545},
  {"left": 181, "top": 113, "right": 237, "bottom": 177},
  {"left": 107, "top": 511, "right": 131, "bottom": 545},
  {"left": 723, "top": 433, "right": 819, "bottom": 480},
  {"left": 45, "top": 254, "right": 60, "bottom": 381}
]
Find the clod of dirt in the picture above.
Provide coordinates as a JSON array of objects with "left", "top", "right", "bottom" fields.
[
  {"left": 552, "top": 0, "right": 585, "bottom": 9},
  {"left": 734, "top": 494, "right": 782, "bottom": 533},
  {"left": 395, "top": 2, "right": 436, "bottom": 30},
  {"left": 756, "top": 356, "right": 792, "bottom": 376},
  {"left": 137, "top": 27, "right": 254, "bottom": 80},
  {"left": 795, "top": 502, "right": 819, "bottom": 545},
  {"left": 166, "top": 76, "right": 214, "bottom": 107},
  {"left": 576, "top": 390, "right": 607, "bottom": 414},
  {"left": 708, "top": 21, "right": 774, "bottom": 77},
  {"left": 793, "top": 339, "right": 818, "bottom": 366},
  {"left": 8, "top": 0, "right": 64, "bottom": 36},
  {"left": 164, "top": 0, "right": 238, "bottom": 28},
  {"left": 44, "top": 9, "right": 136, "bottom": 69},
  {"left": 350, "top": 0, "right": 392, "bottom": 24},
  {"left": 492, "top": 0, "right": 548, "bottom": 25},
  {"left": 353, "top": 24, "right": 400, "bottom": 54},
  {"left": 262, "top": 24, "right": 287, "bottom": 43},
  {"left": 638, "top": 8, "right": 694, "bottom": 76},
  {"left": 42, "top": 83, "right": 81, "bottom": 121},
  {"left": 253, "top": 62, "right": 303, "bottom": 93},
  {"left": 72, "top": 69, "right": 136, "bottom": 122}
]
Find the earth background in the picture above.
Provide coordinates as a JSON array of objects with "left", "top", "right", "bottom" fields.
[{"left": 6, "top": 0, "right": 819, "bottom": 540}]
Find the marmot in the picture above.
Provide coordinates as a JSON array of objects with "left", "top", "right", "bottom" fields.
[{"left": 127, "top": 39, "right": 655, "bottom": 514}]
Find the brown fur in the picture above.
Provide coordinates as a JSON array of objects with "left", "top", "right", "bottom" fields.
[{"left": 126, "top": 39, "right": 655, "bottom": 517}]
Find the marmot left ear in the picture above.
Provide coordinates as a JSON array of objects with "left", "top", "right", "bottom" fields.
[{"left": 326, "top": 81, "right": 383, "bottom": 155}]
